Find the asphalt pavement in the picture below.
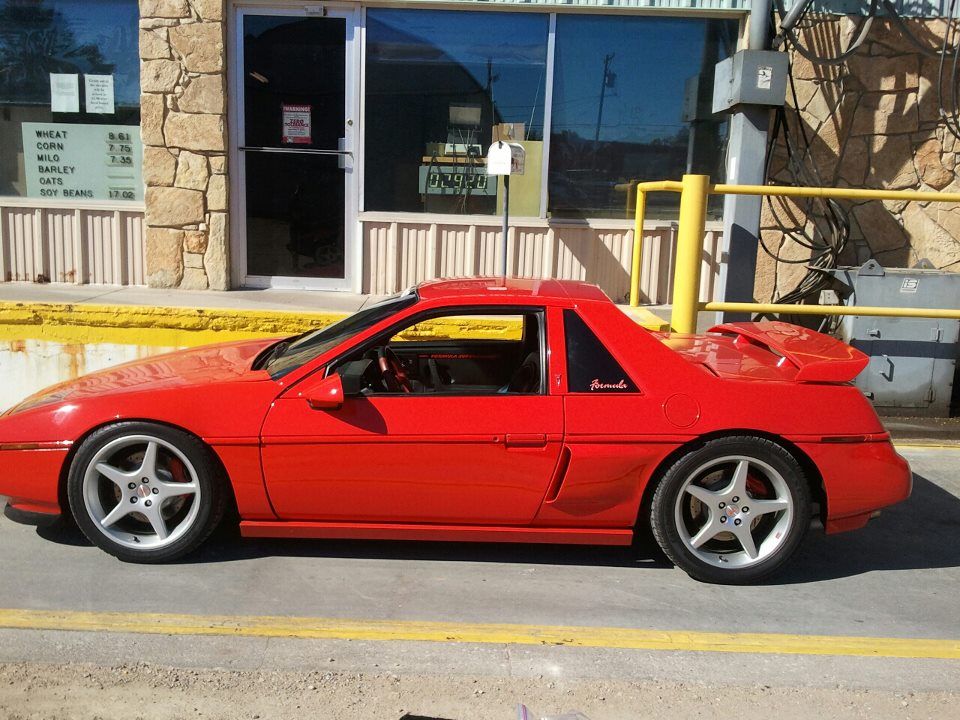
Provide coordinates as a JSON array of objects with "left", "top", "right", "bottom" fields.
[{"left": 0, "top": 446, "right": 958, "bottom": 695}]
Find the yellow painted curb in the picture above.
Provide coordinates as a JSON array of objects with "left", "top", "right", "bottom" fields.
[
  {"left": 0, "top": 609, "right": 957, "bottom": 660},
  {"left": 0, "top": 302, "right": 342, "bottom": 348},
  {"left": 619, "top": 305, "right": 671, "bottom": 332},
  {"left": 0, "top": 301, "right": 668, "bottom": 348}
]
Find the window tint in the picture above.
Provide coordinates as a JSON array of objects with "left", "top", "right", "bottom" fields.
[{"left": 563, "top": 310, "right": 637, "bottom": 393}]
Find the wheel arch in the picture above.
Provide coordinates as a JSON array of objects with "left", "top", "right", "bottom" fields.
[
  {"left": 57, "top": 418, "right": 238, "bottom": 521},
  {"left": 637, "top": 429, "right": 827, "bottom": 529}
]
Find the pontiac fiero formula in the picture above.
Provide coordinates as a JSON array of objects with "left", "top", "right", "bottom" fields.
[{"left": 0, "top": 278, "right": 911, "bottom": 583}]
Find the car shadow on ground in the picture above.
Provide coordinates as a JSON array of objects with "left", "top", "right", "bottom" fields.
[
  {"left": 770, "top": 472, "right": 960, "bottom": 584},
  {"left": 36, "top": 473, "right": 960, "bottom": 584}
]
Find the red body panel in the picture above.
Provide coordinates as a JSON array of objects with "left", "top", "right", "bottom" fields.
[
  {"left": 261, "top": 392, "right": 563, "bottom": 523},
  {"left": 533, "top": 441, "right": 678, "bottom": 527},
  {"left": 240, "top": 521, "right": 632, "bottom": 545},
  {"left": 708, "top": 322, "right": 870, "bottom": 382},
  {"left": 0, "top": 277, "right": 911, "bottom": 546},
  {"left": 208, "top": 443, "right": 276, "bottom": 520},
  {"left": 799, "top": 438, "right": 912, "bottom": 532},
  {"left": 0, "top": 446, "right": 67, "bottom": 515}
]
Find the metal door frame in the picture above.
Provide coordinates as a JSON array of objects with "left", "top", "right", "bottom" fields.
[{"left": 230, "top": 3, "right": 361, "bottom": 291}]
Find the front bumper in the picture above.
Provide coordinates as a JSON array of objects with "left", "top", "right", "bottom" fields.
[{"left": 798, "top": 438, "right": 912, "bottom": 534}]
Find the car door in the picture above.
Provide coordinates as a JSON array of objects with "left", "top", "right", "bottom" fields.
[{"left": 259, "top": 307, "right": 563, "bottom": 524}]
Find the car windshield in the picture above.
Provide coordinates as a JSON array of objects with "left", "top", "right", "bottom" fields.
[{"left": 264, "top": 289, "right": 420, "bottom": 378}]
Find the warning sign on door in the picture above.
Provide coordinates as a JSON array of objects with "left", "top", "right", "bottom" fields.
[{"left": 282, "top": 104, "right": 312, "bottom": 144}]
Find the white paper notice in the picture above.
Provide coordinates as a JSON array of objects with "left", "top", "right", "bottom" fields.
[
  {"left": 756, "top": 65, "right": 773, "bottom": 91},
  {"left": 84, "top": 75, "right": 115, "bottom": 114},
  {"left": 50, "top": 74, "right": 80, "bottom": 113}
]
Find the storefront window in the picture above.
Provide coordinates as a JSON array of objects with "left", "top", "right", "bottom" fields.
[
  {"left": 0, "top": 0, "right": 142, "bottom": 201},
  {"left": 548, "top": 15, "right": 738, "bottom": 219},
  {"left": 364, "top": 9, "right": 549, "bottom": 216}
]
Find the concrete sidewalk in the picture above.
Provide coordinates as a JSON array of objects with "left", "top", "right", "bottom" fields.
[{"left": 883, "top": 417, "right": 960, "bottom": 446}]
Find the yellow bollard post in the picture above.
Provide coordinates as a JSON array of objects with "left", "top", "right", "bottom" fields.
[
  {"left": 629, "top": 190, "right": 647, "bottom": 307},
  {"left": 670, "top": 174, "right": 710, "bottom": 333}
]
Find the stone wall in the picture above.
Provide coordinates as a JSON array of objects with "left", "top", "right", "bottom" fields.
[
  {"left": 139, "top": 0, "right": 229, "bottom": 290},
  {"left": 757, "top": 16, "right": 960, "bottom": 301}
]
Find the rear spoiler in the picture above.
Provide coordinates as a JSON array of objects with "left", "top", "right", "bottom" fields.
[{"left": 708, "top": 321, "right": 869, "bottom": 383}]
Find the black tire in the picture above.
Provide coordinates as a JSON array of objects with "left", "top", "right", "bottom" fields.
[
  {"left": 67, "top": 422, "right": 226, "bottom": 563},
  {"left": 650, "top": 436, "right": 811, "bottom": 585}
]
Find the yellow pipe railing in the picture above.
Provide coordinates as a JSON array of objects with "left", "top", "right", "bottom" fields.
[
  {"left": 629, "top": 180, "right": 684, "bottom": 307},
  {"left": 672, "top": 174, "right": 711, "bottom": 336},
  {"left": 703, "top": 302, "right": 960, "bottom": 320},
  {"left": 629, "top": 174, "right": 960, "bottom": 332},
  {"left": 712, "top": 184, "right": 960, "bottom": 204}
]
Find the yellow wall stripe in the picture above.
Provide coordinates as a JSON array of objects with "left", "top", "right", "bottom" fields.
[
  {"left": 0, "top": 608, "right": 957, "bottom": 660},
  {"left": 0, "top": 301, "right": 343, "bottom": 348},
  {"left": 0, "top": 301, "right": 670, "bottom": 348}
]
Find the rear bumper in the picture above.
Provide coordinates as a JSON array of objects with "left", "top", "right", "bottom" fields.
[
  {"left": 798, "top": 439, "right": 912, "bottom": 534},
  {"left": 0, "top": 446, "right": 68, "bottom": 518}
]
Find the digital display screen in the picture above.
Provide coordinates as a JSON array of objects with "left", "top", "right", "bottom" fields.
[{"left": 418, "top": 165, "right": 496, "bottom": 196}]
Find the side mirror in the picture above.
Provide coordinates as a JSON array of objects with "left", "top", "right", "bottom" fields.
[{"left": 301, "top": 373, "right": 344, "bottom": 410}]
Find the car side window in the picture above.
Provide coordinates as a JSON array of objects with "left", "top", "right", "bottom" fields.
[
  {"left": 563, "top": 310, "right": 638, "bottom": 393},
  {"left": 332, "top": 308, "right": 546, "bottom": 396}
]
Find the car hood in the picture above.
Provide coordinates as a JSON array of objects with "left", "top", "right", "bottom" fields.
[
  {"left": 7, "top": 337, "right": 278, "bottom": 415},
  {"left": 657, "top": 321, "right": 869, "bottom": 384}
]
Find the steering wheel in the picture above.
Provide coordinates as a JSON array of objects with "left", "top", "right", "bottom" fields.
[{"left": 377, "top": 346, "right": 413, "bottom": 394}]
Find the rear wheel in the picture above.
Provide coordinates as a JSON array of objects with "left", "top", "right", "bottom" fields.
[
  {"left": 67, "top": 422, "right": 225, "bottom": 563},
  {"left": 650, "top": 436, "right": 811, "bottom": 584}
]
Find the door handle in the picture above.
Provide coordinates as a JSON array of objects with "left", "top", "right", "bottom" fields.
[
  {"left": 239, "top": 146, "right": 352, "bottom": 156},
  {"left": 505, "top": 433, "right": 547, "bottom": 448}
]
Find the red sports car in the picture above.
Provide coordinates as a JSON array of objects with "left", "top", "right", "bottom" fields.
[{"left": 0, "top": 278, "right": 911, "bottom": 583}]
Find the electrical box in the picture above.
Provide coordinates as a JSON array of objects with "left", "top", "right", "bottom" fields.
[
  {"left": 829, "top": 260, "right": 960, "bottom": 417},
  {"left": 712, "top": 50, "right": 789, "bottom": 114},
  {"left": 682, "top": 74, "right": 715, "bottom": 123}
]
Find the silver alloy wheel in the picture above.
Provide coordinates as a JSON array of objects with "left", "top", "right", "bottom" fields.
[
  {"left": 81, "top": 434, "right": 202, "bottom": 550},
  {"left": 674, "top": 455, "right": 794, "bottom": 569}
]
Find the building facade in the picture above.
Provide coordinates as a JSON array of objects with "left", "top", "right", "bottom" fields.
[
  {"left": 2, "top": 0, "right": 956, "bottom": 304},
  {"left": 1, "top": 0, "right": 743, "bottom": 302}
]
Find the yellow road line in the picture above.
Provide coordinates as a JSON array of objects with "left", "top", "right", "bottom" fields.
[{"left": 0, "top": 609, "right": 957, "bottom": 660}]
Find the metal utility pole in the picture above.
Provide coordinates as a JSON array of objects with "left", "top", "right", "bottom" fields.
[
  {"left": 714, "top": 0, "right": 774, "bottom": 323},
  {"left": 594, "top": 53, "right": 615, "bottom": 146},
  {"left": 500, "top": 174, "right": 510, "bottom": 277}
]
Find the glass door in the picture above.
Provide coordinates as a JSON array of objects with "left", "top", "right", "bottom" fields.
[{"left": 235, "top": 7, "right": 357, "bottom": 289}]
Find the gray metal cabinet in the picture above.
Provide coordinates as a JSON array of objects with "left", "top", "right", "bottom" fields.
[{"left": 830, "top": 260, "right": 960, "bottom": 417}]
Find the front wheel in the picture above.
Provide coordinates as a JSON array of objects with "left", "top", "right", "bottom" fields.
[
  {"left": 650, "top": 436, "right": 811, "bottom": 584},
  {"left": 67, "top": 422, "right": 225, "bottom": 563}
]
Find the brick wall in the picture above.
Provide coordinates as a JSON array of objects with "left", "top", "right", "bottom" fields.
[{"left": 139, "top": 0, "right": 229, "bottom": 290}]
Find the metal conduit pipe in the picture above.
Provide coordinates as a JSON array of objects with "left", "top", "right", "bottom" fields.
[
  {"left": 775, "top": 0, "right": 814, "bottom": 41},
  {"left": 748, "top": 0, "right": 773, "bottom": 50}
]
